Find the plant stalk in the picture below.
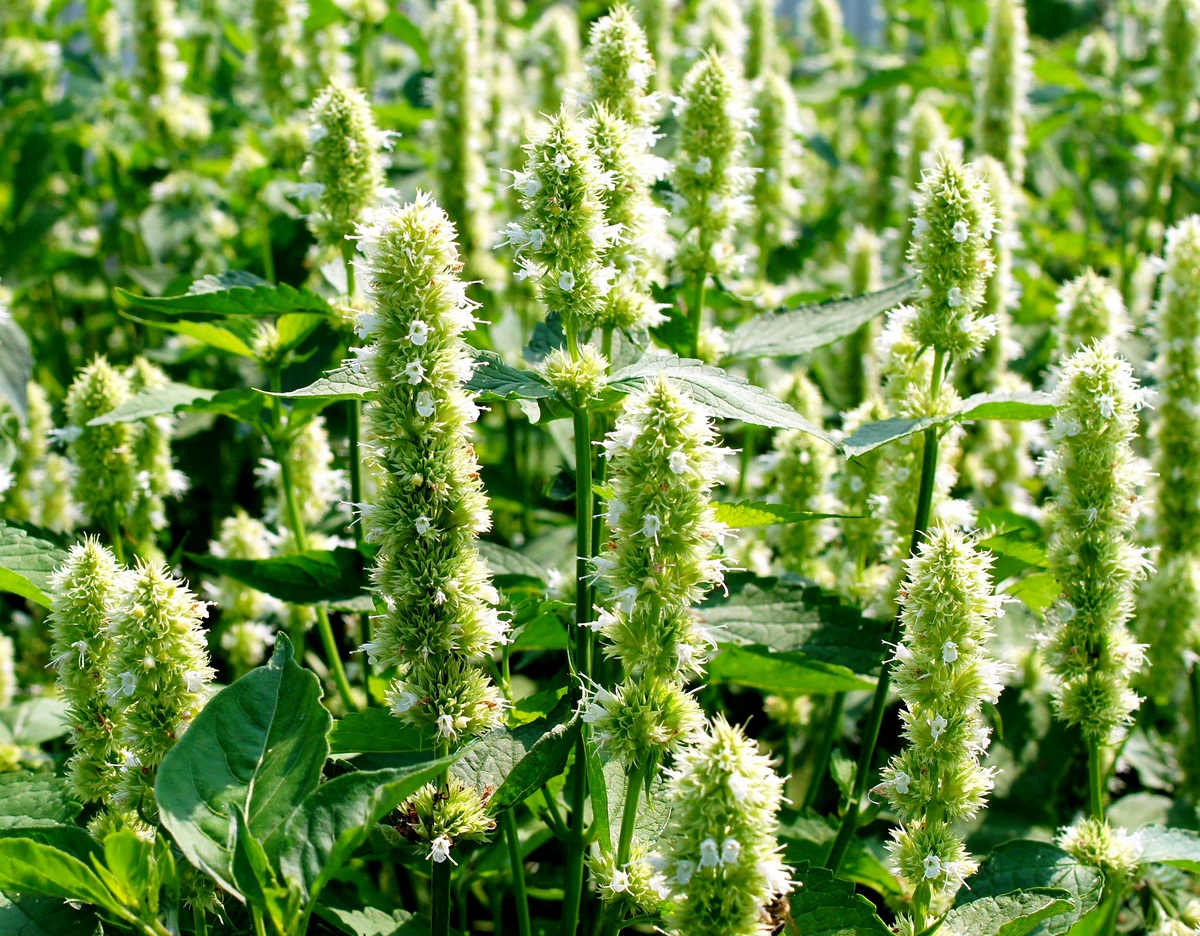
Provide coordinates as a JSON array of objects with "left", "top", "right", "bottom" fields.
[
  {"left": 502, "top": 810, "right": 532, "bottom": 936},
  {"left": 258, "top": 206, "right": 275, "bottom": 284},
  {"left": 689, "top": 275, "right": 708, "bottom": 360},
  {"left": 803, "top": 693, "right": 844, "bottom": 811},
  {"left": 1087, "top": 735, "right": 1106, "bottom": 821},
  {"left": 432, "top": 747, "right": 453, "bottom": 936}
]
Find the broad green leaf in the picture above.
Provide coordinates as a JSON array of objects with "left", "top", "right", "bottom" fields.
[
  {"left": 478, "top": 541, "right": 548, "bottom": 584},
  {"left": 1133, "top": 825, "right": 1200, "bottom": 872},
  {"left": 230, "top": 812, "right": 291, "bottom": 933},
  {"left": 451, "top": 697, "right": 578, "bottom": 811},
  {"left": 0, "top": 839, "right": 121, "bottom": 917},
  {"left": 0, "top": 521, "right": 68, "bottom": 608},
  {"left": 0, "top": 892, "right": 101, "bottom": 936},
  {"left": 0, "top": 697, "right": 70, "bottom": 747},
  {"left": 116, "top": 273, "right": 333, "bottom": 319},
  {"left": 706, "top": 644, "right": 874, "bottom": 694},
  {"left": 940, "top": 890, "right": 1074, "bottom": 936},
  {"left": 87, "top": 381, "right": 217, "bottom": 426},
  {"left": 1006, "top": 572, "right": 1061, "bottom": 615},
  {"left": 775, "top": 810, "right": 899, "bottom": 896},
  {"left": 156, "top": 636, "right": 331, "bottom": 897},
  {"left": 0, "top": 775, "right": 80, "bottom": 827},
  {"left": 608, "top": 354, "right": 836, "bottom": 443},
  {"left": 270, "top": 365, "right": 374, "bottom": 403},
  {"left": 468, "top": 352, "right": 558, "bottom": 402},
  {"left": 726, "top": 277, "right": 916, "bottom": 361},
  {"left": 700, "top": 573, "right": 889, "bottom": 676},
  {"left": 601, "top": 761, "right": 671, "bottom": 856},
  {"left": 315, "top": 903, "right": 427, "bottom": 936},
  {"left": 120, "top": 313, "right": 258, "bottom": 357},
  {"left": 0, "top": 824, "right": 100, "bottom": 866},
  {"left": 330, "top": 709, "right": 431, "bottom": 756},
  {"left": 382, "top": 11, "right": 429, "bottom": 66},
  {"left": 788, "top": 864, "right": 890, "bottom": 935},
  {"left": 0, "top": 314, "right": 32, "bottom": 423},
  {"left": 186, "top": 547, "right": 369, "bottom": 607},
  {"left": 957, "top": 841, "right": 1104, "bottom": 936},
  {"left": 713, "top": 500, "right": 854, "bottom": 528},
  {"left": 279, "top": 757, "right": 457, "bottom": 902}
]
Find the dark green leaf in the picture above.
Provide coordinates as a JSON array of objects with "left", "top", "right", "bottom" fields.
[
  {"left": 86, "top": 381, "right": 217, "bottom": 426},
  {"left": 0, "top": 892, "right": 101, "bottom": 936},
  {"left": 186, "top": 547, "right": 369, "bottom": 607},
  {"left": 1133, "top": 825, "right": 1200, "bottom": 872},
  {"left": 0, "top": 315, "right": 32, "bottom": 423},
  {"left": 707, "top": 644, "right": 874, "bottom": 694},
  {"left": 726, "top": 278, "right": 916, "bottom": 361},
  {"left": 116, "top": 274, "right": 333, "bottom": 319},
  {"left": 775, "top": 810, "right": 899, "bottom": 896},
  {"left": 0, "top": 521, "right": 69, "bottom": 608},
  {"left": 788, "top": 864, "right": 890, "bottom": 935},
  {"left": 468, "top": 352, "right": 557, "bottom": 403},
  {"left": 0, "top": 775, "right": 80, "bottom": 827},
  {"left": 330, "top": 709, "right": 431, "bottom": 756},
  {"left": 478, "top": 541, "right": 548, "bottom": 584},
  {"left": 269, "top": 365, "right": 374, "bottom": 403},
  {"left": 315, "top": 903, "right": 427, "bottom": 936},
  {"left": 156, "top": 636, "right": 331, "bottom": 897},
  {"left": 940, "top": 890, "right": 1074, "bottom": 936},
  {"left": 601, "top": 761, "right": 671, "bottom": 856}
]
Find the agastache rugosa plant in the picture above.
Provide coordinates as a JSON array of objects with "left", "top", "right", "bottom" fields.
[{"left": 972, "top": 0, "right": 1031, "bottom": 186}]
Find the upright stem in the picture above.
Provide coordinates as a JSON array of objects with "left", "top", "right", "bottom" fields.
[
  {"left": 250, "top": 907, "right": 267, "bottom": 936},
  {"left": 803, "top": 693, "right": 844, "bottom": 811},
  {"left": 615, "top": 764, "right": 644, "bottom": 867},
  {"left": 826, "top": 350, "right": 946, "bottom": 875},
  {"left": 502, "top": 810, "right": 533, "bottom": 936},
  {"left": 689, "top": 275, "right": 709, "bottom": 360},
  {"left": 1087, "top": 735, "right": 1106, "bottom": 821},
  {"left": 258, "top": 205, "right": 275, "bottom": 284},
  {"left": 1189, "top": 666, "right": 1200, "bottom": 795},
  {"left": 432, "top": 747, "right": 452, "bottom": 936}
]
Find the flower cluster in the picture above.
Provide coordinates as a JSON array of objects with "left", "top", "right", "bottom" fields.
[
  {"left": 106, "top": 562, "right": 214, "bottom": 815},
  {"left": 129, "top": 0, "right": 211, "bottom": 144},
  {"left": 898, "top": 94, "right": 951, "bottom": 254},
  {"left": 749, "top": 71, "right": 803, "bottom": 265},
  {"left": 808, "top": 0, "right": 846, "bottom": 59},
  {"left": 972, "top": 0, "right": 1031, "bottom": 185},
  {"left": 530, "top": 6, "right": 584, "bottom": 113},
  {"left": 252, "top": 0, "right": 304, "bottom": 117},
  {"left": 876, "top": 527, "right": 1005, "bottom": 892},
  {"left": 397, "top": 776, "right": 495, "bottom": 864},
  {"left": 745, "top": 0, "right": 780, "bottom": 79},
  {"left": 126, "top": 357, "right": 187, "bottom": 551},
  {"left": 209, "top": 509, "right": 282, "bottom": 676},
  {"left": 689, "top": 0, "right": 748, "bottom": 64},
  {"left": 505, "top": 108, "right": 619, "bottom": 338},
  {"left": 586, "top": 375, "right": 729, "bottom": 765},
  {"left": 1044, "top": 343, "right": 1150, "bottom": 743},
  {"left": 430, "top": 0, "right": 494, "bottom": 280},
  {"left": 356, "top": 195, "right": 507, "bottom": 744},
  {"left": 657, "top": 717, "right": 792, "bottom": 936},
  {"left": 1160, "top": 0, "right": 1200, "bottom": 127},
  {"left": 908, "top": 152, "right": 998, "bottom": 359},
  {"left": 672, "top": 50, "right": 754, "bottom": 283},
  {"left": 1055, "top": 269, "right": 1128, "bottom": 355},
  {"left": 845, "top": 226, "right": 883, "bottom": 400},
  {"left": 301, "top": 81, "right": 387, "bottom": 250},
  {"left": 585, "top": 4, "right": 659, "bottom": 130},
  {"left": 257, "top": 415, "right": 345, "bottom": 537}
]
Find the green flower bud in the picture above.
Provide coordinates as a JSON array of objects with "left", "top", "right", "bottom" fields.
[
  {"left": 542, "top": 344, "right": 610, "bottom": 403},
  {"left": 592, "top": 843, "right": 669, "bottom": 917},
  {"left": 1151, "top": 216, "right": 1200, "bottom": 558},
  {"left": 672, "top": 50, "right": 754, "bottom": 283},
  {"left": 1056, "top": 269, "right": 1128, "bottom": 355},
  {"left": 972, "top": 0, "right": 1031, "bottom": 185},
  {"left": 750, "top": 71, "right": 804, "bottom": 266},
  {"left": 48, "top": 538, "right": 125, "bottom": 804},
  {"left": 908, "top": 152, "right": 998, "bottom": 359},
  {"left": 658, "top": 716, "right": 792, "bottom": 936},
  {"left": 126, "top": 357, "right": 186, "bottom": 550},
  {"left": 5, "top": 381, "right": 52, "bottom": 523},
  {"left": 107, "top": 562, "right": 214, "bottom": 815},
  {"left": 430, "top": 0, "right": 495, "bottom": 280},
  {"left": 65, "top": 356, "right": 137, "bottom": 537},
  {"left": 586, "top": 4, "right": 660, "bottom": 130},
  {"left": 879, "top": 527, "right": 1005, "bottom": 893},
  {"left": 745, "top": 0, "right": 780, "bottom": 80},
  {"left": 398, "top": 776, "right": 494, "bottom": 864},
  {"left": 690, "top": 0, "right": 748, "bottom": 63},
  {"left": 1056, "top": 817, "right": 1140, "bottom": 882},
  {"left": 898, "top": 95, "right": 950, "bottom": 255},
  {"left": 530, "top": 6, "right": 584, "bottom": 112},
  {"left": 762, "top": 694, "right": 813, "bottom": 732},
  {"left": 1138, "top": 554, "right": 1200, "bottom": 704},
  {"left": 253, "top": 0, "right": 304, "bottom": 117},
  {"left": 356, "top": 195, "right": 507, "bottom": 740},
  {"left": 301, "top": 81, "right": 387, "bottom": 250},
  {"left": 0, "top": 635, "right": 13, "bottom": 709},
  {"left": 1160, "top": 0, "right": 1200, "bottom": 126},
  {"left": 582, "top": 677, "right": 705, "bottom": 767},
  {"left": 1044, "top": 343, "right": 1151, "bottom": 743},
  {"left": 508, "top": 108, "right": 619, "bottom": 338}
]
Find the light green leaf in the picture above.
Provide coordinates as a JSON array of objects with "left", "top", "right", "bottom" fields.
[
  {"left": 315, "top": 903, "right": 426, "bottom": 936},
  {"left": 600, "top": 761, "right": 670, "bottom": 857},
  {"left": 0, "top": 521, "right": 68, "bottom": 608},
  {"left": 1005, "top": 572, "right": 1060, "bottom": 615},
  {"left": 0, "top": 775, "right": 80, "bottom": 827},
  {"left": 940, "top": 890, "right": 1074, "bottom": 936},
  {"left": 0, "top": 839, "right": 121, "bottom": 917},
  {"left": 120, "top": 314, "right": 258, "bottom": 357},
  {"left": 1133, "top": 825, "right": 1200, "bottom": 872},
  {"left": 329, "top": 709, "right": 431, "bottom": 756},
  {"left": 788, "top": 864, "right": 890, "bottom": 935},
  {"left": 0, "top": 698, "right": 70, "bottom": 748},
  {"left": 726, "top": 277, "right": 916, "bottom": 361},
  {"left": 86, "top": 381, "right": 217, "bottom": 426},
  {"left": 156, "top": 636, "right": 331, "bottom": 897},
  {"left": 713, "top": 500, "right": 856, "bottom": 528},
  {"left": 706, "top": 645, "right": 874, "bottom": 694},
  {"left": 269, "top": 365, "right": 375, "bottom": 403},
  {"left": 0, "top": 314, "right": 32, "bottom": 423}
]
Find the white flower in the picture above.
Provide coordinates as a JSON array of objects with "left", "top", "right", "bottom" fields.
[
  {"left": 669, "top": 451, "right": 688, "bottom": 474},
  {"left": 528, "top": 228, "right": 546, "bottom": 250},
  {"left": 392, "top": 690, "right": 419, "bottom": 714},
  {"left": 728, "top": 772, "right": 751, "bottom": 801},
  {"left": 430, "top": 835, "right": 456, "bottom": 864},
  {"left": 117, "top": 670, "right": 137, "bottom": 697},
  {"left": 720, "top": 837, "right": 741, "bottom": 864},
  {"left": 617, "top": 586, "right": 638, "bottom": 614},
  {"left": 184, "top": 670, "right": 206, "bottom": 693},
  {"left": 952, "top": 220, "right": 969, "bottom": 243},
  {"left": 607, "top": 498, "right": 627, "bottom": 527},
  {"left": 892, "top": 771, "right": 910, "bottom": 795},
  {"left": 407, "top": 320, "right": 429, "bottom": 345},
  {"left": 698, "top": 837, "right": 720, "bottom": 868},
  {"left": 415, "top": 515, "right": 432, "bottom": 535},
  {"left": 674, "top": 859, "right": 695, "bottom": 885},
  {"left": 941, "top": 640, "right": 959, "bottom": 664},
  {"left": 642, "top": 513, "right": 661, "bottom": 539},
  {"left": 694, "top": 156, "right": 712, "bottom": 175},
  {"left": 416, "top": 391, "right": 436, "bottom": 418},
  {"left": 1098, "top": 394, "right": 1116, "bottom": 419},
  {"left": 923, "top": 854, "right": 942, "bottom": 879},
  {"left": 929, "top": 713, "right": 948, "bottom": 742},
  {"left": 436, "top": 713, "right": 457, "bottom": 739},
  {"left": 609, "top": 869, "right": 631, "bottom": 893},
  {"left": 947, "top": 287, "right": 964, "bottom": 308},
  {"left": 405, "top": 360, "right": 426, "bottom": 384},
  {"left": 523, "top": 177, "right": 541, "bottom": 197},
  {"left": 558, "top": 271, "right": 576, "bottom": 292},
  {"left": 554, "top": 152, "right": 571, "bottom": 173}
]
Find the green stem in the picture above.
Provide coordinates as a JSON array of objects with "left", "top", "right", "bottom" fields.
[
  {"left": 258, "top": 206, "right": 275, "bottom": 284},
  {"left": 1087, "top": 735, "right": 1106, "bottom": 821},
  {"left": 615, "top": 764, "right": 644, "bottom": 867},
  {"left": 803, "top": 693, "right": 844, "bottom": 811},
  {"left": 1190, "top": 665, "right": 1200, "bottom": 796},
  {"left": 250, "top": 907, "right": 267, "bottom": 936},
  {"left": 192, "top": 904, "right": 208, "bottom": 936},
  {"left": 689, "top": 275, "right": 708, "bottom": 360},
  {"left": 826, "top": 351, "right": 945, "bottom": 875},
  {"left": 347, "top": 394, "right": 370, "bottom": 698},
  {"left": 432, "top": 744, "right": 452, "bottom": 936},
  {"left": 502, "top": 810, "right": 532, "bottom": 936},
  {"left": 109, "top": 524, "right": 126, "bottom": 565},
  {"left": 342, "top": 240, "right": 358, "bottom": 302},
  {"left": 541, "top": 785, "right": 568, "bottom": 839}
]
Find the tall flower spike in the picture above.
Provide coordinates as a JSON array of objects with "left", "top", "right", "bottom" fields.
[
  {"left": 253, "top": 0, "right": 304, "bottom": 117},
  {"left": 846, "top": 225, "right": 883, "bottom": 401},
  {"left": 210, "top": 509, "right": 281, "bottom": 675},
  {"left": 589, "top": 374, "right": 728, "bottom": 766},
  {"left": 585, "top": 4, "right": 659, "bottom": 130},
  {"left": 672, "top": 50, "right": 754, "bottom": 285},
  {"left": 130, "top": 0, "right": 211, "bottom": 144},
  {"left": 107, "top": 562, "right": 213, "bottom": 815},
  {"left": 1160, "top": 0, "right": 1200, "bottom": 128},
  {"left": 809, "top": 0, "right": 848, "bottom": 62},
  {"left": 898, "top": 94, "right": 950, "bottom": 255},
  {"left": 750, "top": 71, "right": 803, "bottom": 271},
  {"left": 301, "top": 81, "right": 387, "bottom": 251},
  {"left": 257, "top": 415, "right": 344, "bottom": 537},
  {"left": 745, "top": 0, "right": 780, "bottom": 80},
  {"left": 126, "top": 357, "right": 186, "bottom": 550},
  {"left": 1055, "top": 269, "right": 1129, "bottom": 355},
  {"left": 1044, "top": 343, "right": 1150, "bottom": 744},
  {"left": 430, "top": 0, "right": 495, "bottom": 280},
  {"left": 690, "top": 0, "right": 748, "bottom": 63},
  {"left": 509, "top": 107, "right": 619, "bottom": 339},
  {"left": 631, "top": 0, "right": 675, "bottom": 93},
  {"left": 65, "top": 356, "right": 137, "bottom": 539},
  {"left": 530, "top": 5, "right": 584, "bottom": 112},
  {"left": 357, "top": 195, "right": 507, "bottom": 742},
  {"left": 6, "top": 381, "right": 52, "bottom": 524},
  {"left": 908, "top": 152, "right": 997, "bottom": 359},
  {"left": 972, "top": 0, "right": 1031, "bottom": 186},
  {"left": 879, "top": 527, "right": 1005, "bottom": 894},
  {"left": 658, "top": 717, "right": 793, "bottom": 936},
  {"left": 48, "top": 538, "right": 126, "bottom": 804}
]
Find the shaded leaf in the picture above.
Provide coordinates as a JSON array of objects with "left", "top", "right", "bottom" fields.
[
  {"left": 788, "top": 864, "right": 890, "bottom": 935},
  {"left": 0, "top": 315, "right": 32, "bottom": 423},
  {"left": 600, "top": 761, "right": 671, "bottom": 856},
  {"left": 187, "top": 547, "right": 369, "bottom": 607},
  {"left": 0, "top": 892, "right": 101, "bottom": 936},
  {"left": 0, "top": 775, "right": 80, "bottom": 827},
  {"left": 330, "top": 709, "right": 431, "bottom": 756},
  {"left": 316, "top": 902, "right": 428, "bottom": 936},
  {"left": 1133, "top": 825, "right": 1200, "bottom": 872},
  {"left": 87, "top": 381, "right": 217, "bottom": 426},
  {"left": 775, "top": 810, "right": 899, "bottom": 896},
  {"left": 940, "top": 890, "right": 1074, "bottom": 936},
  {"left": 0, "top": 521, "right": 69, "bottom": 608},
  {"left": 0, "top": 698, "right": 70, "bottom": 748},
  {"left": 706, "top": 644, "right": 875, "bottom": 694},
  {"left": 269, "top": 365, "right": 374, "bottom": 403},
  {"left": 468, "top": 352, "right": 557, "bottom": 403}
]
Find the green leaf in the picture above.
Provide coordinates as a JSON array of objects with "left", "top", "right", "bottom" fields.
[
  {"left": 86, "top": 381, "right": 217, "bottom": 426},
  {"left": 726, "top": 277, "right": 916, "bottom": 361},
  {"left": 230, "top": 811, "right": 291, "bottom": 933},
  {"left": 0, "top": 892, "right": 101, "bottom": 936},
  {"left": 940, "top": 890, "right": 1074, "bottom": 936},
  {"left": 451, "top": 697, "right": 579, "bottom": 812},
  {"left": 706, "top": 644, "right": 874, "bottom": 694},
  {"left": 600, "top": 761, "right": 671, "bottom": 856},
  {"left": 156, "top": 636, "right": 332, "bottom": 897},
  {"left": 1133, "top": 825, "right": 1200, "bottom": 872},
  {"left": 0, "top": 775, "right": 80, "bottom": 827},
  {"left": 0, "top": 314, "right": 33, "bottom": 423},
  {"left": 957, "top": 841, "right": 1104, "bottom": 936},
  {"left": 330, "top": 709, "right": 430, "bottom": 756},
  {"left": 468, "top": 352, "right": 558, "bottom": 403},
  {"left": 119, "top": 313, "right": 258, "bottom": 357},
  {"left": 186, "top": 547, "right": 369, "bottom": 608},
  {"left": 116, "top": 273, "right": 333, "bottom": 319},
  {"left": 279, "top": 757, "right": 458, "bottom": 902},
  {"left": 0, "top": 697, "right": 70, "bottom": 747},
  {"left": 700, "top": 573, "right": 889, "bottom": 676},
  {"left": 713, "top": 500, "right": 855, "bottom": 528},
  {"left": 1005, "top": 572, "right": 1061, "bottom": 615},
  {"left": 608, "top": 354, "right": 836, "bottom": 443},
  {"left": 269, "top": 365, "right": 375, "bottom": 403},
  {"left": 0, "top": 824, "right": 100, "bottom": 865},
  {"left": 315, "top": 903, "right": 427, "bottom": 936},
  {"left": 775, "top": 810, "right": 899, "bottom": 897},
  {"left": 0, "top": 520, "right": 69, "bottom": 608},
  {"left": 788, "top": 864, "right": 890, "bottom": 935},
  {"left": 0, "top": 839, "right": 121, "bottom": 917},
  {"left": 478, "top": 541, "right": 548, "bottom": 584},
  {"left": 382, "top": 11, "right": 429, "bottom": 66}
]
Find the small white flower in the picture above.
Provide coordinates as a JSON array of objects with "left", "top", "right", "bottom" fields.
[
  {"left": 669, "top": 451, "right": 688, "bottom": 474},
  {"left": 554, "top": 152, "right": 571, "bottom": 172},
  {"left": 71, "top": 640, "right": 88, "bottom": 667},
  {"left": 523, "top": 177, "right": 542, "bottom": 197},
  {"left": 892, "top": 771, "right": 910, "bottom": 795},
  {"left": 528, "top": 229, "right": 546, "bottom": 250},
  {"left": 698, "top": 838, "right": 720, "bottom": 868},
  {"left": 674, "top": 859, "right": 695, "bottom": 885},
  {"left": 558, "top": 271, "right": 576, "bottom": 292},
  {"left": 407, "top": 320, "right": 429, "bottom": 345},
  {"left": 941, "top": 640, "right": 959, "bottom": 664},
  {"left": 183, "top": 670, "right": 206, "bottom": 694},
  {"left": 642, "top": 513, "right": 661, "bottom": 540},
  {"left": 923, "top": 854, "right": 943, "bottom": 879},
  {"left": 720, "top": 837, "right": 741, "bottom": 864},
  {"left": 728, "top": 772, "right": 751, "bottom": 801},
  {"left": 952, "top": 220, "right": 969, "bottom": 243},
  {"left": 405, "top": 360, "right": 426, "bottom": 384},
  {"left": 436, "top": 713, "right": 457, "bottom": 739},
  {"left": 416, "top": 391, "right": 436, "bottom": 418},
  {"left": 947, "top": 286, "right": 965, "bottom": 308},
  {"left": 608, "top": 869, "right": 631, "bottom": 893},
  {"left": 694, "top": 156, "right": 712, "bottom": 175},
  {"left": 117, "top": 671, "right": 137, "bottom": 697},
  {"left": 392, "top": 690, "right": 419, "bottom": 714},
  {"left": 415, "top": 515, "right": 432, "bottom": 535},
  {"left": 929, "top": 713, "right": 948, "bottom": 742},
  {"left": 430, "top": 835, "right": 456, "bottom": 864},
  {"left": 1098, "top": 394, "right": 1116, "bottom": 419},
  {"left": 607, "top": 497, "right": 627, "bottom": 527},
  {"left": 617, "top": 586, "right": 638, "bottom": 615}
]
